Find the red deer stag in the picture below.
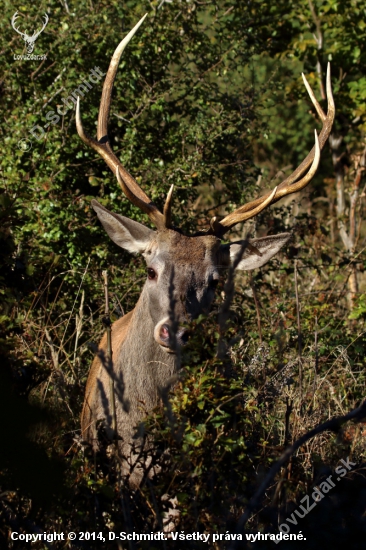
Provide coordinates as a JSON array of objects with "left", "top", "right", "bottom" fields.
[{"left": 76, "top": 15, "right": 335, "bottom": 487}]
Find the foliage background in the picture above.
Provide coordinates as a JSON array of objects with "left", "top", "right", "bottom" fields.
[{"left": 0, "top": 0, "right": 365, "bottom": 548}]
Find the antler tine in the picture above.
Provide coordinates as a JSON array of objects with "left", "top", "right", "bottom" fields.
[
  {"left": 35, "top": 13, "right": 49, "bottom": 38},
  {"left": 76, "top": 14, "right": 166, "bottom": 230},
  {"left": 12, "top": 12, "right": 26, "bottom": 38},
  {"left": 210, "top": 64, "right": 335, "bottom": 237},
  {"left": 218, "top": 186, "right": 279, "bottom": 228},
  {"left": 115, "top": 167, "right": 165, "bottom": 228},
  {"left": 302, "top": 72, "right": 326, "bottom": 123},
  {"left": 97, "top": 14, "right": 147, "bottom": 142},
  {"left": 163, "top": 185, "right": 174, "bottom": 228},
  {"left": 218, "top": 130, "right": 321, "bottom": 232}
]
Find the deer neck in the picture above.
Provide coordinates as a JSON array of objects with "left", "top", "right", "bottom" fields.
[{"left": 117, "top": 287, "right": 179, "bottom": 411}]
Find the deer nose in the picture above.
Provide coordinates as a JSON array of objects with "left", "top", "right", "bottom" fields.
[
  {"left": 156, "top": 322, "right": 189, "bottom": 351},
  {"left": 177, "top": 327, "right": 189, "bottom": 345},
  {"left": 160, "top": 323, "right": 170, "bottom": 342}
]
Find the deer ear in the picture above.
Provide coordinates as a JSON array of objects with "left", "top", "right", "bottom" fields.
[
  {"left": 220, "top": 233, "right": 291, "bottom": 271},
  {"left": 91, "top": 200, "right": 154, "bottom": 254}
]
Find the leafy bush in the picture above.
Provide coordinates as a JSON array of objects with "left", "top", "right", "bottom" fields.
[{"left": 1, "top": 0, "right": 365, "bottom": 548}]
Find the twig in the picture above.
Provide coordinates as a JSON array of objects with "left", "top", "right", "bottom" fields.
[
  {"left": 284, "top": 397, "right": 293, "bottom": 447},
  {"left": 168, "top": 267, "right": 179, "bottom": 355},
  {"left": 44, "top": 328, "right": 59, "bottom": 370},
  {"left": 59, "top": 258, "right": 90, "bottom": 365},
  {"left": 73, "top": 289, "right": 85, "bottom": 367},
  {"left": 249, "top": 273, "right": 262, "bottom": 344},
  {"left": 311, "top": 314, "right": 319, "bottom": 402},
  {"left": 59, "top": 0, "right": 70, "bottom": 14},
  {"left": 308, "top": 0, "right": 326, "bottom": 99},
  {"left": 218, "top": 242, "right": 248, "bottom": 358},
  {"left": 205, "top": 392, "right": 245, "bottom": 425},
  {"left": 294, "top": 260, "right": 303, "bottom": 400},
  {"left": 102, "top": 270, "right": 117, "bottom": 440}
]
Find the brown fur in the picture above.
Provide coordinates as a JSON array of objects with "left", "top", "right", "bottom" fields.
[{"left": 81, "top": 310, "right": 134, "bottom": 441}]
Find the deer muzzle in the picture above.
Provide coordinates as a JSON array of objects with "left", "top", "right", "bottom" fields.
[{"left": 154, "top": 319, "right": 189, "bottom": 353}]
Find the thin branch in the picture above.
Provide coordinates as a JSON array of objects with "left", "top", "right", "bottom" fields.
[
  {"left": 249, "top": 274, "right": 262, "bottom": 344},
  {"left": 294, "top": 259, "right": 303, "bottom": 400},
  {"left": 73, "top": 289, "right": 85, "bottom": 367},
  {"left": 59, "top": 259, "right": 90, "bottom": 358},
  {"left": 218, "top": 242, "right": 248, "bottom": 359},
  {"left": 102, "top": 270, "right": 117, "bottom": 440},
  {"left": 308, "top": 0, "right": 326, "bottom": 99}
]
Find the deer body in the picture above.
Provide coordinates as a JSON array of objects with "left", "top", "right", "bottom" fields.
[
  {"left": 82, "top": 297, "right": 177, "bottom": 487},
  {"left": 76, "top": 15, "right": 335, "bottom": 487},
  {"left": 81, "top": 228, "right": 224, "bottom": 484}
]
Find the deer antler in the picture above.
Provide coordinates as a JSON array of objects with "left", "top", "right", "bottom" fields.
[
  {"left": 32, "top": 13, "right": 49, "bottom": 41},
  {"left": 11, "top": 12, "right": 27, "bottom": 39},
  {"left": 77, "top": 16, "right": 334, "bottom": 236},
  {"left": 208, "top": 64, "right": 335, "bottom": 237},
  {"left": 76, "top": 14, "right": 169, "bottom": 231}
]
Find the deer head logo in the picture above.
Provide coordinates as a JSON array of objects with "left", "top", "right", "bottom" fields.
[{"left": 11, "top": 11, "right": 49, "bottom": 54}]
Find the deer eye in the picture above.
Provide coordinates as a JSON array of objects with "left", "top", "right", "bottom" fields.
[{"left": 147, "top": 267, "right": 156, "bottom": 280}]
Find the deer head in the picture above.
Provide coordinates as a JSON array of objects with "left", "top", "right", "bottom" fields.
[
  {"left": 76, "top": 14, "right": 335, "bottom": 353},
  {"left": 11, "top": 11, "right": 49, "bottom": 54}
]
